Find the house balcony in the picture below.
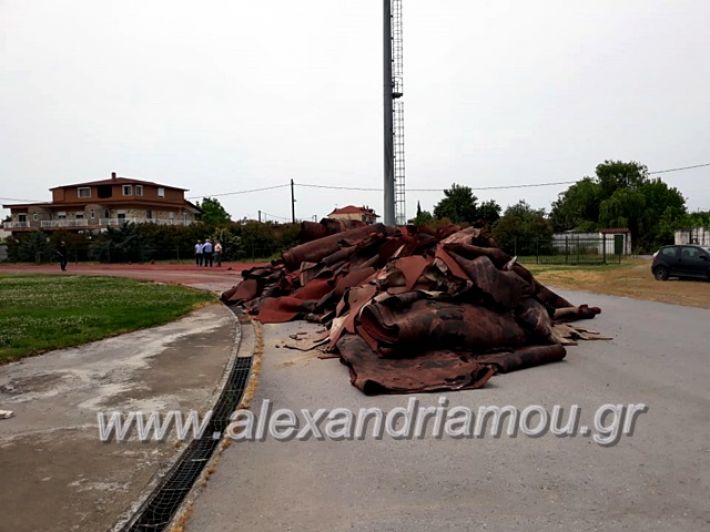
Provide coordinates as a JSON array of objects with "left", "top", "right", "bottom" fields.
[
  {"left": 3, "top": 221, "right": 31, "bottom": 229},
  {"left": 41, "top": 219, "right": 92, "bottom": 229},
  {"left": 98, "top": 217, "right": 193, "bottom": 227}
]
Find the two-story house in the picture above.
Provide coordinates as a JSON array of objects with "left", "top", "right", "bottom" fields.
[{"left": 3, "top": 172, "right": 202, "bottom": 234}]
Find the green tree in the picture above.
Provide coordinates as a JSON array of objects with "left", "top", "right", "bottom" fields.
[
  {"left": 433, "top": 184, "right": 478, "bottom": 224},
  {"left": 678, "top": 210, "right": 710, "bottom": 228},
  {"left": 492, "top": 201, "right": 552, "bottom": 256},
  {"left": 550, "top": 177, "right": 602, "bottom": 232},
  {"left": 410, "top": 201, "right": 434, "bottom": 225},
  {"left": 477, "top": 200, "right": 502, "bottom": 226},
  {"left": 550, "top": 160, "right": 686, "bottom": 252},
  {"left": 596, "top": 160, "right": 648, "bottom": 197},
  {"left": 197, "top": 197, "right": 231, "bottom": 225}
]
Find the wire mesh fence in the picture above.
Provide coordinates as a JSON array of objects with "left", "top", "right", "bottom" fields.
[{"left": 511, "top": 235, "right": 624, "bottom": 265}]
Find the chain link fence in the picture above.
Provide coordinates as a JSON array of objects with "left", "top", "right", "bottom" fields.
[{"left": 511, "top": 235, "right": 624, "bottom": 265}]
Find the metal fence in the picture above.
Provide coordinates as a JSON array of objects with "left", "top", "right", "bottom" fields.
[{"left": 512, "top": 236, "right": 624, "bottom": 265}]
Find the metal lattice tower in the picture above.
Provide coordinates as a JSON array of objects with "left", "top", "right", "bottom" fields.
[
  {"left": 383, "top": 0, "right": 405, "bottom": 225},
  {"left": 391, "top": 0, "right": 406, "bottom": 225}
]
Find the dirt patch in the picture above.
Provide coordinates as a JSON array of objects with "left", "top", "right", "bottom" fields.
[{"left": 528, "top": 260, "right": 710, "bottom": 309}]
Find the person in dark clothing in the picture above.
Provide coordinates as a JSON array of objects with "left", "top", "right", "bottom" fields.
[
  {"left": 56, "top": 241, "right": 68, "bottom": 271},
  {"left": 202, "top": 239, "right": 214, "bottom": 267}
]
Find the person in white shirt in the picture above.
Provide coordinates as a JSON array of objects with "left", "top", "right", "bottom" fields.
[
  {"left": 194, "top": 241, "right": 203, "bottom": 266},
  {"left": 214, "top": 241, "right": 223, "bottom": 267}
]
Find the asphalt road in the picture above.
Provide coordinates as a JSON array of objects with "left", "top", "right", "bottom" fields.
[{"left": 186, "top": 290, "right": 710, "bottom": 532}]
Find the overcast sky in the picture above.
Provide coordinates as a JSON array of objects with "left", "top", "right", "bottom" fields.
[{"left": 2, "top": 0, "right": 709, "bottom": 222}]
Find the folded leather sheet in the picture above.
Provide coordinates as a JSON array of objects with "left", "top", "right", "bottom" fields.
[
  {"left": 359, "top": 299, "right": 528, "bottom": 356},
  {"left": 222, "top": 220, "right": 604, "bottom": 395},
  {"left": 336, "top": 334, "right": 497, "bottom": 394}
]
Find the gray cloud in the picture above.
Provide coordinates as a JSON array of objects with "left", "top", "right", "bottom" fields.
[{"left": 2, "top": 0, "right": 709, "bottom": 222}]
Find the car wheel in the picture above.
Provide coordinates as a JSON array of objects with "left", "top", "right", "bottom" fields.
[{"left": 654, "top": 266, "right": 669, "bottom": 281}]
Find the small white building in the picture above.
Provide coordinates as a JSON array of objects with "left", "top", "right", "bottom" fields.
[
  {"left": 552, "top": 228, "right": 632, "bottom": 256},
  {"left": 675, "top": 227, "right": 710, "bottom": 246}
]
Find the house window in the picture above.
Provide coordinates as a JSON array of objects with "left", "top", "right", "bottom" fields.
[
  {"left": 56, "top": 212, "right": 67, "bottom": 220},
  {"left": 117, "top": 212, "right": 126, "bottom": 223},
  {"left": 146, "top": 209, "right": 153, "bottom": 219},
  {"left": 98, "top": 185, "right": 112, "bottom": 198},
  {"left": 18, "top": 213, "right": 27, "bottom": 223},
  {"left": 77, "top": 187, "right": 91, "bottom": 198},
  {"left": 135, "top": 185, "right": 143, "bottom": 196},
  {"left": 157, "top": 187, "right": 165, "bottom": 198},
  {"left": 90, "top": 209, "right": 96, "bottom": 219},
  {"left": 122, "top": 185, "right": 133, "bottom": 196},
  {"left": 75, "top": 212, "right": 84, "bottom": 220}
]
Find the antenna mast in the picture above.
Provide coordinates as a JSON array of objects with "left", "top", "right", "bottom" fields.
[{"left": 383, "top": 0, "right": 405, "bottom": 225}]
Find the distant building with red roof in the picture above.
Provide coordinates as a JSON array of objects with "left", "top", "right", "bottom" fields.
[{"left": 328, "top": 205, "right": 379, "bottom": 225}]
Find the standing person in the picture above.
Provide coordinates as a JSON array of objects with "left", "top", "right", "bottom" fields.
[
  {"left": 56, "top": 240, "right": 68, "bottom": 271},
  {"left": 214, "top": 241, "right": 223, "bottom": 267},
  {"left": 202, "top": 239, "right": 214, "bottom": 267},
  {"left": 194, "top": 240, "right": 203, "bottom": 266}
]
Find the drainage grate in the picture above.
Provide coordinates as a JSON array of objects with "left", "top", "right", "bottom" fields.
[{"left": 123, "top": 354, "right": 252, "bottom": 531}]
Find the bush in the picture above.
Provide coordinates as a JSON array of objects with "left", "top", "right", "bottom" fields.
[{"left": 7, "top": 221, "right": 302, "bottom": 263}]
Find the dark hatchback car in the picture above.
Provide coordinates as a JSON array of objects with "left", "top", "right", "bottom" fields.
[{"left": 652, "top": 244, "right": 710, "bottom": 281}]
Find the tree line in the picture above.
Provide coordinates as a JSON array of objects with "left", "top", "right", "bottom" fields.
[
  {"left": 412, "top": 160, "right": 708, "bottom": 254},
  {"left": 4, "top": 160, "right": 708, "bottom": 262}
]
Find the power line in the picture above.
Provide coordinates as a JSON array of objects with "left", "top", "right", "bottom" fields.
[
  {"left": 296, "top": 183, "right": 382, "bottom": 192},
  {"left": 295, "top": 162, "right": 710, "bottom": 193},
  {"left": 648, "top": 162, "right": 710, "bottom": 174},
  {"left": 413, "top": 180, "right": 579, "bottom": 192},
  {"left": 0, "top": 197, "right": 44, "bottom": 203},
  {"left": 183, "top": 161, "right": 710, "bottom": 198},
  {"left": 188, "top": 183, "right": 289, "bottom": 199},
  {"left": 295, "top": 180, "right": 580, "bottom": 193}
]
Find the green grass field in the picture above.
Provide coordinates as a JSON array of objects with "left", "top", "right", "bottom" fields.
[{"left": 0, "top": 274, "right": 214, "bottom": 363}]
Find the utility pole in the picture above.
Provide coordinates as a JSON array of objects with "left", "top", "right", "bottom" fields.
[
  {"left": 383, "top": 0, "right": 395, "bottom": 226},
  {"left": 290, "top": 179, "right": 296, "bottom": 223},
  {"left": 258, "top": 210, "right": 262, "bottom": 223}
]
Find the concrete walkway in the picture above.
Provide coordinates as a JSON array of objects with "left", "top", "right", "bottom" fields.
[
  {"left": 0, "top": 303, "right": 237, "bottom": 532},
  {"left": 185, "top": 291, "right": 710, "bottom": 532}
]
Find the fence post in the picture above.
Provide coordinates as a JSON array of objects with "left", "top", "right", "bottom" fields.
[
  {"left": 602, "top": 234, "right": 607, "bottom": 265},
  {"left": 565, "top": 236, "right": 569, "bottom": 265},
  {"left": 536, "top": 238, "right": 539, "bottom": 265}
]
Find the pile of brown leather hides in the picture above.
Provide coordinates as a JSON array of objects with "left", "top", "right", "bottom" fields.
[{"left": 222, "top": 221, "right": 604, "bottom": 395}]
